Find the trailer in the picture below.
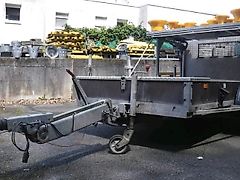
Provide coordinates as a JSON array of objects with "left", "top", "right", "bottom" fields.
[{"left": 1, "top": 23, "right": 240, "bottom": 163}]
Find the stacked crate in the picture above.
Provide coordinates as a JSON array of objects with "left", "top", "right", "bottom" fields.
[
  {"left": 127, "top": 43, "right": 155, "bottom": 57},
  {"left": 46, "top": 31, "right": 117, "bottom": 59},
  {"left": 46, "top": 31, "right": 85, "bottom": 51}
]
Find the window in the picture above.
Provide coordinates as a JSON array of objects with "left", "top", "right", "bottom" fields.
[
  {"left": 5, "top": 3, "right": 21, "bottom": 21},
  {"left": 117, "top": 19, "right": 128, "bottom": 26},
  {"left": 95, "top": 16, "right": 107, "bottom": 28},
  {"left": 95, "top": 25, "right": 104, "bottom": 28},
  {"left": 55, "top": 12, "right": 69, "bottom": 29},
  {"left": 95, "top": 16, "right": 107, "bottom": 21}
]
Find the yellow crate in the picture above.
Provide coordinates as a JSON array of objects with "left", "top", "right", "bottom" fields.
[{"left": 69, "top": 54, "right": 103, "bottom": 60}]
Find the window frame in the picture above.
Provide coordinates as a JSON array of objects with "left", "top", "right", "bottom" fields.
[
  {"left": 95, "top": 16, "right": 108, "bottom": 28},
  {"left": 5, "top": 3, "right": 21, "bottom": 25},
  {"left": 55, "top": 12, "right": 69, "bottom": 30},
  {"left": 95, "top": 16, "right": 107, "bottom": 21},
  {"left": 117, "top": 18, "right": 128, "bottom": 26}
]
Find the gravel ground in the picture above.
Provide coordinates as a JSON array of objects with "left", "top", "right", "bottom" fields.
[{"left": 0, "top": 102, "right": 240, "bottom": 180}]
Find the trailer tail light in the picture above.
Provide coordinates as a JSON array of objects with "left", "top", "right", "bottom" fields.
[{"left": 203, "top": 83, "right": 208, "bottom": 89}]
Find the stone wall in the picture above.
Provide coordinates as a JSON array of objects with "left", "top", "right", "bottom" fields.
[{"left": 0, "top": 58, "right": 180, "bottom": 100}]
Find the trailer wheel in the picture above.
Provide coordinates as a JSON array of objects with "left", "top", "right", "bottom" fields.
[{"left": 108, "top": 135, "right": 129, "bottom": 154}]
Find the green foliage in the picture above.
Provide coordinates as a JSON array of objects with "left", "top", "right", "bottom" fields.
[{"left": 65, "top": 23, "right": 151, "bottom": 47}]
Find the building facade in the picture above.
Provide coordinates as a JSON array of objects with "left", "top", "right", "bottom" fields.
[{"left": 0, "top": 0, "right": 239, "bottom": 44}]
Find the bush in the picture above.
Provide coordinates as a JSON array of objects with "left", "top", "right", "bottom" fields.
[{"left": 64, "top": 23, "right": 151, "bottom": 47}]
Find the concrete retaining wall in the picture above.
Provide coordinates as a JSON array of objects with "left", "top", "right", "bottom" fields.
[{"left": 0, "top": 58, "right": 180, "bottom": 100}]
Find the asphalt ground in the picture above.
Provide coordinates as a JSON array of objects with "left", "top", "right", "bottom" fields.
[{"left": 0, "top": 103, "right": 240, "bottom": 180}]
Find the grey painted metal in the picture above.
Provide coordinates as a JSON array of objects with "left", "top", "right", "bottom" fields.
[
  {"left": 183, "top": 82, "right": 193, "bottom": 116},
  {"left": 130, "top": 75, "right": 137, "bottom": 116},
  {"left": 192, "top": 100, "right": 234, "bottom": 112},
  {"left": 0, "top": 100, "right": 111, "bottom": 156},
  {"left": 42, "top": 100, "right": 109, "bottom": 142},
  {"left": 77, "top": 75, "right": 240, "bottom": 82},
  {"left": 191, "top": 82, "right": 239, "bottom": 106},
  {"left": 76, "top": 76, "right": 240, "bottom": 118},
  {"left": 136, "top": 102, "right": 189, "bottom": 118},
  {"left": 112, "top": 75, "right": 137, "bottom": 150},
  {"left": 194, "top": 105, "right": 240, "bottom": 115},
  {"left": 130, "top": 57, "right": 179, "bottom": 61},
  {"left": 199, "top": 36, "right": 240, "bottom": 44},
  {"left": 73, "top": 77, "right": 89, "bottom": 105},
  {"left": 148, "top": 23, "right": 240, "bottom": 40},
  {"left": 183, "top": 37, "right": 240, "bottom": 80},
  {"left": 156, "top": 39, "right": 164, "bottom": 77},
  {"left": 6, "top": 113, "right": 53, "bottom": 132},
  {"left": 184, "top": 55, "right": 240, "bottom": 80},
  {"left": 236, "top": 87, "right": 240, "bottom": 105},
  {"left": 67, "top": 69, "right": 89, "bottom": 105},
  {"left": 181, "top": 52, "right": 185, "bottom": 77}
]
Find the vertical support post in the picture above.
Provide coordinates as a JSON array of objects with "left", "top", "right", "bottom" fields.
[
  {"left": 173, "top": 65, "right": 177, "bottom": 77},
  {"left": 181, "top": 51, "right": 185, "bottom": 77},
  {"left": 156, "top": 38, "right": 164, "bottom": 77},
  {"left": 130, "top": 74, "right": 137, "bottom": 117},
  {"left": 88, "top": 54, "right": 92, "bottom": 76},
  {"left": 129, "top": 74, "right": 138, "bottom": 129},
  {"left": 183, "top": 82, "right": 193, "bottom": 117},
  {"left": 126, "top": 56, "right": 132, "bottom": 77},
  {"left": 113, "top": 75, "right": 137, "bottom": 149}
]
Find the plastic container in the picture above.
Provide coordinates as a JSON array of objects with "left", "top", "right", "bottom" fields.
[
  {"left": 183, "top": 22, "right": 196, "bottom": 28},
  {"left": 0, "top": 44, "right": 11, "bottom": 52},
  {"left": 58, "top": 47, "right": 68, "bottom": 58},
  {"left": 231, "top": 8, "right": 240, "bottom": 22},
  {"left": 148, "top": 20, "right": 168, "bottom": 31},
  {"left": 28, "top": 46, "right": 39, "bottom": 58},
  {"left": 207, "top": 19, "right": 218, "bottom": 25},
  {"left": 215, "top": 15, "right": 230, "bottom": 24},
  {"left": 167, "top": 21, "right": 179, "bottom": 29},
  {"left": 200, "top": 23, "right": 209, "bottom": 26},
  {"left": 45, "top": 45, "right": 59, "bottom": 59},
  {"left": 11, "top": 41, "right": 21, "bottom": 47},
  {"left": 226, "top": 18, "right": 234, "bottom": 23},
  {"left": 12, "top": 46, "right": 23, "bottom": 59}
]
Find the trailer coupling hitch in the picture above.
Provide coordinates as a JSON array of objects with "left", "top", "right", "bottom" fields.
[
  {"left": 12, "top": 120, "right": 50, "bottom": 163},
  {"left": 0, "top": 113, "right": 53, "bottom": 163},
  {"left": 0, "top": 119, "right": 41, "bottom": 163}
]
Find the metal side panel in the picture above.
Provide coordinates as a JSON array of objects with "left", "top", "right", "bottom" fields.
[
  {"left": 79, "top": 79, "right": 131, "bottom": 101},
  {"left": 79, "top": 77, "right": 186, "bottom": 105},
  {"left": 194, "top": 105, "right": 240, "bottom": 116},
  {"left": 76, "top": 76, "right": 240, "bottom": 118},
  {"left": 191, "top": 82, "right": 240, "bottom": 110},
  {"left": 77, "top": 77, "right": 192, "bottom": 118},
  {"left": 136, "top": 80, "right": 184, "bottom": 104},
  {"left": 136, "top": 102, "right": 189, "bottom": 118}
]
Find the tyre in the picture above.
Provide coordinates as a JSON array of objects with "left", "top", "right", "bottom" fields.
[{"left": 108, "top": 135, "right": 129, "bottom": 154}]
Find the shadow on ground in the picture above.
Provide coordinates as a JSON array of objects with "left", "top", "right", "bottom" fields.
[
  {"left": 83, "top": 111, "right": 240, "bottom": 152},
  {"left": 0, "top": 144, "right": 107, "bottom": 179}
]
